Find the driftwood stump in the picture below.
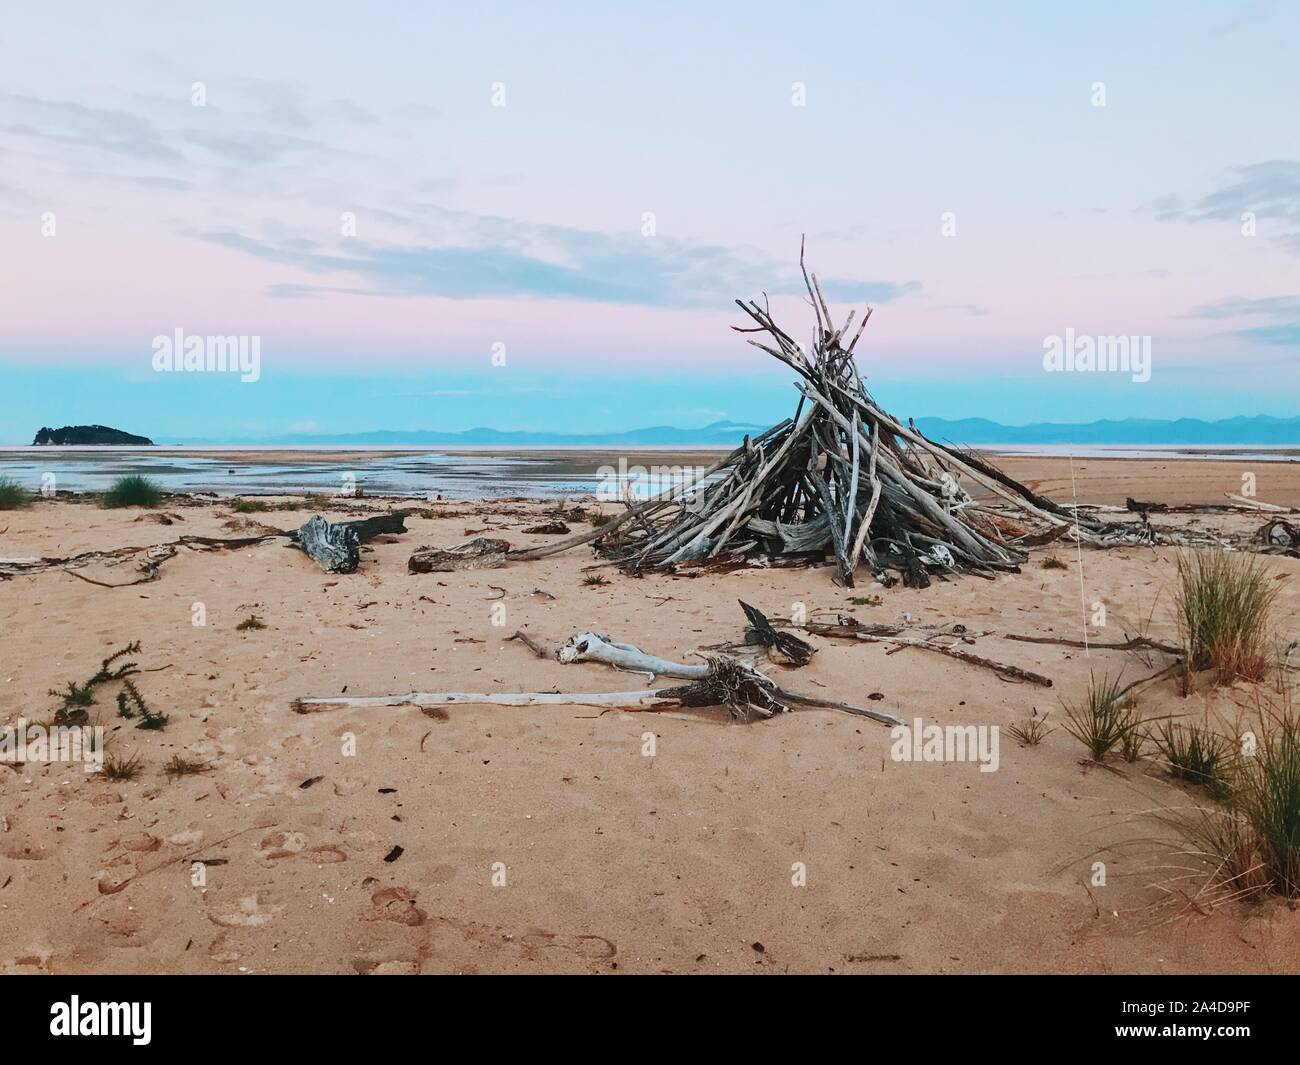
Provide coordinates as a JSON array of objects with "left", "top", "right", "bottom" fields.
[{"left": 297, "top": 515, "right": 361, "bottom": 573}]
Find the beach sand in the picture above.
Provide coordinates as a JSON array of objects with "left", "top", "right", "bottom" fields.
[{"left": 2, "top": 455, "right": 1299, "bottom": 974}]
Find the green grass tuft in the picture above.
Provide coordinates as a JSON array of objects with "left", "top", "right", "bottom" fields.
[
  {"left": 102, "top": 751, "right": 143, "bottom": 781},
  {"left": 1061, "top": 673, "right": 1142, "bottom": 762},
  {"left": 102, "top": 474, "right": 164, "bottom": 509},
  {"left": 0, "top": 477, "right": 32, "bottom": 509},
  {"left": 1162, "top": 694, "right": 1300, "bottom": 900},
  {"left": 1175, "top": 549, "right": 1276, "bottom": 685},
  {"left": 1156, "top": 721, "right": 1237, "bottom": 799},
  {"left": 1007, "top": 710, "right": 1053, "bottom": 747}
]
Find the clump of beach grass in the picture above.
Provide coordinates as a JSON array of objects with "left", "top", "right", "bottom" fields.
[
  {"left": 1061, "top": 673, "right": 1142, "bottom": 762},
  {"left": 1156, "top": 720, "right": 1237, "bottom": 800},
  {"left": 163, "top": 754, "right": 209, "bottom": 779},
  {"left": 102, "top": 751, "right": 144, "bottom": 781},
  {"left": 1235, "top": 697, "right": 1300, "bottom": 896},
  {"left": 1160, "top": 693, "right": 1300, "bottom": 900},
  {"left": 582, "top": 574, "right": 610, "bottom": 587},
  {"left": 231, "top": 497, "right": 270, "bottom": 513},
  {"left": 1007, "top": 709, "right": 1053, "bottom": 747},
  {"left": 0, "top": 476, "right": 32, "bottom": 509},
  {"left": 236, "top": 615, "right": 266, "bottom": 631},
  {"left": 102, "top": 474, "right": 164, "bottom": 509},
  {"left": 1174, "top": 549, "right": 1276, "bottom": 686}
]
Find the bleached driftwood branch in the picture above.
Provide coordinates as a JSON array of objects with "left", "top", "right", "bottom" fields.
[
  {"left": 558, "top": 633, "right": 709, "bottom": 679},
  {"left": 297, "top": 650, "right": 903, "bottom": 726}
]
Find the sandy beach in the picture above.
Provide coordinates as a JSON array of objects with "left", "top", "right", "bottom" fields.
[{"left": 0, "top": 454, "right": 1297, "bottom": 974}]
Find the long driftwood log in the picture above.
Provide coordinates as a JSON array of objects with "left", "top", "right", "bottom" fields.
[{"left": 300, "top": 649, "right": 904, "bottom": 726}]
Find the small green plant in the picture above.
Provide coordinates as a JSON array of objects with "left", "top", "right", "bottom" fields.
[
  {"left": 582, "top": 574, "right": 610, "bottom": 587},
  {"left": 102, "top": 751, "right": 143, "bottom": 781},
  {"left": 50, "top": 680, "right": 95, "bottom": 709},
  {"left": 1175, "top": 549, "right": 1276, "bottom": 685},
  {"left": 1040, "top": 556, "right": 1069, "bottom": 571},
  {"left": 0, "top": 477, "right": 32, "bottom": 509},
  {"left": 274, "top": 493, "right": 331, "bottom": 512},
  {"left": 1007, "top": 710, "right": 1053, "bottom": 747},
  {"left": 232, "top": 498, "right": 270, "bottom": 513},
  {"left": 102, "top": 475, "right": 164, "bottom": 509},
  {"left": 1156, "top": 721, "right": 1236, "bottom": 799},
  {"left": 164, "top": 754, "right": 209, "bottom": 779},
  {"left": 1061, "top": 673, "right": 1141, "bottom": 762},
  {"left": 847, "top": 595, "right": 882, "bottom": 607},
  {"left": 116, "top": 678, "right": 167, "bottom": 730},
  {"left": 1120, "top": 718, "right": 1149, "bottom": 763},
  {"left": 49, "top": 642, "right": 151, "bottom": 724},
  {"left": 236, "top": 615, "right": 266, "bottom": 631}
]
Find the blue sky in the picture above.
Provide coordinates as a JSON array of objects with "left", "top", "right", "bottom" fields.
[{"left": 1, "top": 1, "right": 1298, "bottom": 441}]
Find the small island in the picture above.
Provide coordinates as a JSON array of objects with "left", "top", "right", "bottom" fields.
[{"left": 32, "top": 424, "right": 155, "bottom": 446}]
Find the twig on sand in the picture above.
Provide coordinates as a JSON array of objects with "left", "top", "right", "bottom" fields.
[{"left": 508, "top": 630, "right": 553, "bottom": 659}]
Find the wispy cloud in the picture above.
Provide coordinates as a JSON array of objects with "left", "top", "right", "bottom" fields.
[
  {"left": 1195, "top": 294, "right": 1300, "bottom": 347},
  {"left": 200, "top": 214, "right": 919, "bottom": 309},
  {"left": 1147, "top": 160, "right": 1300, "bottom": 252}
]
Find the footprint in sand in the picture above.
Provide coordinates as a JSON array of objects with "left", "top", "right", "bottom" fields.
[
  {"left": 368, "top": 886, "right": 426, "bottom": 927},
  {"left": 117, "top": 832, "right": 162, "bottom": 853},
  {"left": 519, "top": 929, "right": 618, "bottom": 961},
  {"left": 96, "top": 853, "right": 137, "bottom": 895},
  {"left": 256, "top": 830, "right": 308, "bottom": 860},
  {"left": 333, "top": 777, "right": 366, "bottom": 797}
]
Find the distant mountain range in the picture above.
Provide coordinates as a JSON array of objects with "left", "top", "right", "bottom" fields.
[{"left": 153, "top": 414, "right": 1300, "bottom": 447}]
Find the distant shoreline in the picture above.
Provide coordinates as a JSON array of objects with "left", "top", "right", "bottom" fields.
[{"left": 3, "top": 443, "right": 1299, "bottom": 463}]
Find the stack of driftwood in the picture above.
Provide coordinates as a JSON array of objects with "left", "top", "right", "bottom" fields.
[{"left": 516, "top": 251, "right": 1112, "bottom": 588}]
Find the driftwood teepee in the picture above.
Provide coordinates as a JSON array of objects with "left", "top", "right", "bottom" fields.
[{"left": 513, "top": 249, "right": 1111, "bottom": 587}]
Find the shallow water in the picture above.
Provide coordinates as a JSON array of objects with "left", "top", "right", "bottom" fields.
[
  {"left": 0, "top": 447, "right": 721, "bottom": 500},
  {"left": 0, "top": 443, "right": 1293, "bottom": 500}
]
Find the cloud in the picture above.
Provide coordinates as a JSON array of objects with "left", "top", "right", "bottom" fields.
[
  {"left": 1195, "top": 294, "right": 1300, "bottom": 347},
  {"left": 1146, "top": 160, "right": 1300, "bottom": 252},
  {"left": 0, "top": 84, "right": 376, "bottom": 183},
  {"left": 3, "top": 84, "right": 920, "bottom": 311},
  {"left": 199, "top": 212, "right": 920, "bottom": 309}
]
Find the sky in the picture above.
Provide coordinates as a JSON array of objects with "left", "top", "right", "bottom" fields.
[{"left": 1, "top": 0, "right": 1298, "bottom": 443}]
